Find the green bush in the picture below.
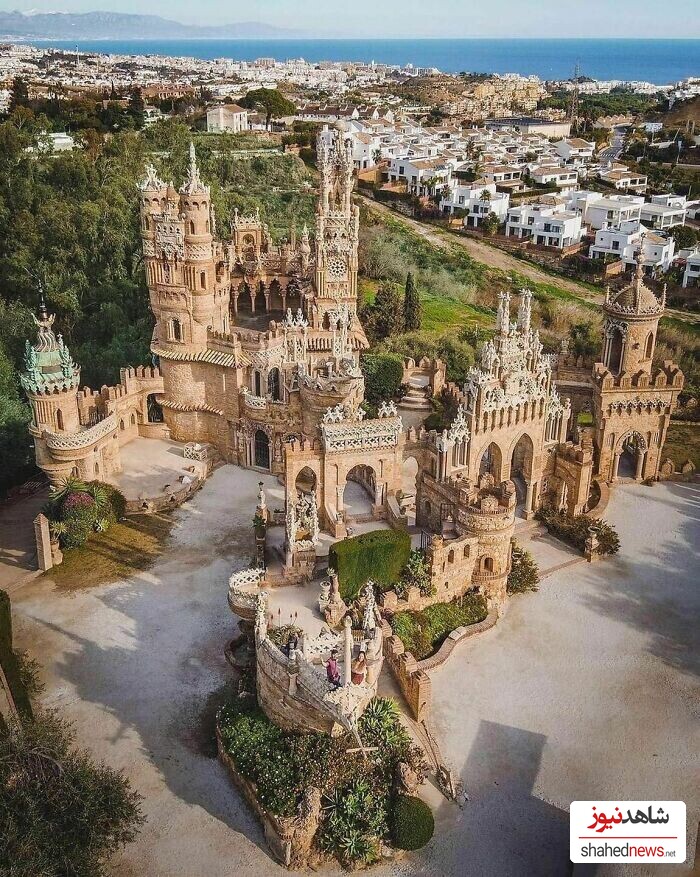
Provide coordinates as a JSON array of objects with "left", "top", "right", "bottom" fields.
[
  {"left": 391, "top": 794, "right": 434, "bottom": 851},
  {"left": 390, "top": 594, "right": 488, "bottom": 660},
  {"left": 397, "top": 548, "right": 434, "bottom": 599},
  {"left": 0, "top": 710, "right": 144, "bottom": 877},
  {"left": 536, "top": 507, "right": 620, "bottom": 556},
  {"left": 0, "top": 590, "right": 33, "bottom": 720},
  {"left": 45, "top": 478, "right": 126, "bottom": 549},
  {"left": 329, "top": 529, "right": 411, "bottom": 602},
  {"left": 217, "top": 695, "right": 417, "bottom": 866},
  {"left": 360, "top": 352, "right": 405, "bottom": 405},
  {"left": 507, "top": 543, "right": 539, "bottom": 594}
]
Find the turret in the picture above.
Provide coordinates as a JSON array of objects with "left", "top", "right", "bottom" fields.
[
  {"left": 601, "top": 251, "right": 664, "bottom": 376},
  {"left": 21, "top": 299, "right": 81, "bottom": 438}
]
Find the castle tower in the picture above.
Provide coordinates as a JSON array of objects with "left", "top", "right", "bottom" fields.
[
  {"left": 601, "top": 252, "right": 664, "bottom": 377},
  {"left": 593, "top": 253, "right": 683, "bottom": 482},
  {"left": 314, "top": 125, "right": 360, "bottom": 324},
  {"left": 21, "top": 299, "right": 81, "bottom": 483}
]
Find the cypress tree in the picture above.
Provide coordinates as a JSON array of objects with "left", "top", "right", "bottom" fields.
[{"left": 403, "top": 271, "right": 421, "bottom": 331}]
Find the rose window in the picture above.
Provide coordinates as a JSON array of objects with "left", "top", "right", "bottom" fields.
[{"left": 327, "top": 257, "right": 347, "bottom": 279}]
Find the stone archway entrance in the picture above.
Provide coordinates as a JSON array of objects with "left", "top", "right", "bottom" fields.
[
  {"left": 295, "top": 466, "right": 317, "bottom": 497},
  {"left": 254, "top": 429, "right": 270, "bottom": 470},
  {"left": 478, "top": 442, "right": 503, "bottom": 481},
  {"left": 343, "top": 464, "right": 376, "bottom": 521},
  {"left": 510, "top": 433, "right": 535, "bottom": 518},
  {"left": 616, "top": 431, "right": 647, "bottom": 480}
]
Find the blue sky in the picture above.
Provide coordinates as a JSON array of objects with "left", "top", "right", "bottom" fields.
[{"left": 10, "top": 0, "right": 700, "bottom": 38}]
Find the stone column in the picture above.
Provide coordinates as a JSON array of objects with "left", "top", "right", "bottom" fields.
[
  {"left": 343, "top": 615, "right": 353, "bottom": 687},
  {"left": 611, "top": 451, "right": 621, "bottom": 483},
  {"left": 336, "top": 485, "right": 344, "bottom": 513},
  {"left": 374, "top": 481, "right": 383, "bottom": 507},
  {"left": 524, "top": 482, "right": 535, "bottom": 520},
  {"left": 34, "top": 513, "right": 53, "bottom": 572},
  {"left": 635, "top": 450, "right": 645, "bottom": 481}
]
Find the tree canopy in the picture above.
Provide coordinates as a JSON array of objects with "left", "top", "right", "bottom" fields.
[{"left": 240, "top": 88, "right": 296, "bottom": 130}]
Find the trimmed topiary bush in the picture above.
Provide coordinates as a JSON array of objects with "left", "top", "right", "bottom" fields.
[
  {"left": 391, "top": 794, "right": 434, "bottom": 851},
  {"left": 329, "top": 529, "right": 411, "bottom": 602}
]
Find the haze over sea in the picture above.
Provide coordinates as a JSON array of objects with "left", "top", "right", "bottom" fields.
[{"left": 29, "top": 38, "right": 699, "bottom": 84}]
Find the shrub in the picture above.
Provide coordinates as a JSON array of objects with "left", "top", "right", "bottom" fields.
[
  {"left": 45, "top": 479, "right": 126, "bottom": 549},
  {"left": 390, "top": 594, "right": 488, "bottom": 660},
  {"left": 397, "top": 548, "right": 434, "bottom": 598},
  {"left": 391, "top": 795, "right": 434, "bottom": 851},
  {"left": 329, "top": 529, "right": 411, "bottom": 601},
  {"left": 0, "top": 710, "right": 144, "bottom": 877},
  {"left": 536, "top": 507, "right": 620, "bottom": 556},
  {"left": 507, "top": 543, "right": 539, "bottom": 594},
  {"left": 360, "top": 353, "right": 405, "bottom": 405}
]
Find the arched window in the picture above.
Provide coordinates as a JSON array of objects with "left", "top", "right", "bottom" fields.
[
  {"left": 130, "top": 412, "right": 136, "bottom": 426},
  {"left": 56, "top": 409, "right": 64, "bottom": 431},
  {"left": 463, "top": 544, "right": 470, "bottom": 558},
  {"left": 267, "top": 367, "right": 281, "bottom": 401},
  {"left": 189, "top": 220, "right": 195, "bottom": 235},
  {"left": 448, "top": 549, "right": 455, "bottom": 564},
  {"left": 482, "top": 556, "right": 494, "bottom": 573},
  {"left": 254, "top": 430, "right": 270, "bottom": 469},
  {"left": 645, "top": 332, "right": 654, "bottom": 360},
  {"left": 200, "top": 271, "right": 206, "bottom": 290},
  {"left": 171, "top": 319, "right": 182, "bottom": 342},
  {"left": 119, "top": 419, "right": 125, "bottom": 431},
  {"left": 608, "top": 329, "right": 623, "bottom": 374},
  {"left": 253, "top": 370, "right": 262, "bottom": 397}
]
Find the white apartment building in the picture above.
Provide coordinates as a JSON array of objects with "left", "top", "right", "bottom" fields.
[
  {"left": 206, "top": 104, "right": 248, "bottom": 133},
  {"left": 387, "top": 156, "right": 453, "bottom": 196},
  {"left": 505, "top": 202, "right": 583, "bottom": 249},
  {"left": 439, "top": 181, "right": 510, "bottom": 227},
  {"left": 589, "top": 221, "right": 676, "bottom": 272},
  {"left": 682, "top": 247, "right": 700, "bottom": 287},
  {"left": 348, "top": 131, "right": 382, "bottom": 169}
]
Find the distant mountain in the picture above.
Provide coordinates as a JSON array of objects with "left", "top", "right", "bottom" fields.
[{"left": 0, "top": 10, "right": 299, "bottom": 40}]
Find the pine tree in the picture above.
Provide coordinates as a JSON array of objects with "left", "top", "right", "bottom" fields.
[
  {"left": 365, "top": 282, "right": 403, "bottom": 341},
  {"left": 9, "top": 76, "right": 29, "bottom": 114},
  {"left": 127, "top": 88, "right": 145, "bottom": 129},
  {"left": 403, "top": 271, "right": 421, "bottom": 332}
]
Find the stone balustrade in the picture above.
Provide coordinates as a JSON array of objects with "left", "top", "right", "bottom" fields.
[{"left": 44, "top": 413, "right": 117, "bottom": 451}]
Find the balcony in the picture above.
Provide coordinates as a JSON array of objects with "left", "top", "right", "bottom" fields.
[{"left": 45, "top": 414, "right": 118, "bottom": 452}]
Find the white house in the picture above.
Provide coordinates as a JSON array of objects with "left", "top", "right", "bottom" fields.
[
  {"left": 529, "top": 165, "right": 579, "bottom": 190},
  {"left": 440, "top": 181, "right": 510, "bottom": 227},
  {"left": 584, "top": 195, "right": 644, "bottom": 231},
  {"left": 682, "top": 247, "right": 700, "bottom": 287},
  {"left": 387, "top": 156, "right": 452, "bottom": 196},
  {"left": 207, "top": 104, "right": 249, "bottom": 133},
  {"left": 555, "top": 137, "right": 595, "bottom": 165},
  {"left": 589, "top": 221, "right": 676, "bottom": 272},
  {"left": 639, "top": 193, "right": 687, "bottom": 230},
  {"left": 598, "top": 166, "right": 647, "bottom": 192},
  {"left": 348, "top": 130, "right": 382, "bottom": 169},
  {"left": 505, "top": 202, "right": 583, "bottom": 249}
]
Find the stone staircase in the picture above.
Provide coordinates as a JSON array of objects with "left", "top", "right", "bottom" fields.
[{"left": 399, "top": 382, "right": 432, "bottom": 411}]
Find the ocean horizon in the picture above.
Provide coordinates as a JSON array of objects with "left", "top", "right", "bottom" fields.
[{"left": 25, "top": 38, "right": 700, "bottom": 84}]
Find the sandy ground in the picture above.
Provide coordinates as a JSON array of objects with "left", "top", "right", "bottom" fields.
[{"left": 8, "top": 472, "right": 700, "bottom": 876}]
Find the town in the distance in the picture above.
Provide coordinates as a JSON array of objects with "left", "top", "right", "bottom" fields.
[{"left": 0, "top": 32, "right": 697, "bottom": 877}]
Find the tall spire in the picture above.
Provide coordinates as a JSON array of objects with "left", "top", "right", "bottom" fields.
[
  {"left": 180, "top": 141, "right": 209, "bottom": 196},
  {"left": 517, "top": 288, "right": 532, "bottom": 333}
]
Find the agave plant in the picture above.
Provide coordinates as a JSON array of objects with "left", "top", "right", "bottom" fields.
[
  {"left": 49, "top": 520, "right": 68, "bottom": 542},
  {"left": 94, "top": 517, "right": 110, "bottom": 533},
  {"left": 86, "top": 483, "right": 109, "bottom": 512}
]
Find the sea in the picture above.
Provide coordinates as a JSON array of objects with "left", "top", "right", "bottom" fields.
[{"left": 26, "top": 38, "right": 700, "bottom": 85}]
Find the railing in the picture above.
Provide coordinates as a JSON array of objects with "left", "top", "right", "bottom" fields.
[
  {"left": 45, "top": 414, "right": 117, "bottom": 451},
  {"left": 227, "top": 567, "right": 266, "bottom": 614},
  {"left": 240, "top": 389, "right": 267, "bottom": 410}
]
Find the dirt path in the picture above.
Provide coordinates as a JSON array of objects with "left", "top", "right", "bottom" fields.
[{"left": 360, "top": 196, "right": 699, "bottom": 327}]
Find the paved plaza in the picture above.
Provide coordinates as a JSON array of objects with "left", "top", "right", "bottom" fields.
[{"left": 7, "top": 469, "right": 699, "bottom": 876}]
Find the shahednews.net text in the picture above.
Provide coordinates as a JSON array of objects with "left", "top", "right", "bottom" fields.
[{"left": 580, "top": 843, "right": 678, "bottom": 858}]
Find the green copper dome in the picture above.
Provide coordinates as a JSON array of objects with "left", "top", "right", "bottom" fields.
[{"left": 20, "top": 300, "right": 80, "bottom": 395}]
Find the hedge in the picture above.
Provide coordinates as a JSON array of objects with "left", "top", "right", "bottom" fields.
[
  {"left": 391, "top": 794, "right": 434, "bottom": 851},
  {"left": 329, "top": 529, "right": 411, "bottom": 602},
  {"left": 536, "top": 508, "right": 620, "bottom": 556},
  {"left": 389, "top": 594, "right": 488, "bottom": 660},
  {"left": 360, "top": 353, "right": 405, "bottom": 406},
  {"left": 0, "top": 590, "right": 33, "bottom": 720}
]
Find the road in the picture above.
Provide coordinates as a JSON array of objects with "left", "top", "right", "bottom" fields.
[
  {"left": 598, "top": 125, "right": 627, "bottom": 164},
  {"left": 360, "top": 195, "right": 699, "bottom": 327}
]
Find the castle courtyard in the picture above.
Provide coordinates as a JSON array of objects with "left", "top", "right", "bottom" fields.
[{"left": 8, "top": 470, "right": 699, "bottom": 876}]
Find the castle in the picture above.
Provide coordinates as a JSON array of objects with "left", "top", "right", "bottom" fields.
[{"left": 22, "top": 126, "right": 683, "bottom": 621}]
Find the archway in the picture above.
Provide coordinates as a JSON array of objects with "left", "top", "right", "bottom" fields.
[
  {"left": 478, "top": 442, "right": 503, "bottom": 481},
  {"left": 147, "top": 394, "right": 163, "bottom": 423},
  {"left": 618, "top": 432, "right": 645, "bottom": 479},
  {"left": 400, "top": 456, "right": 419, "bottom": 525},
  {"left": 510, "top": 433, "right": 534, "bottom": 515},
  {"left": 295, "top": 466, "right": 317, "bottom": 497},
  {"left": 254, "top": 429, "right": 270, "bottom": 470},
  {"left": 343, "top": 464, "right": 376, "bottom": 519},
  {"left": 237, "top": 282, "right": 253, "bottom": 314},
  {"left": 254, "top": 281, "right": 266, "bottom": 313},
  {"left": 285, "top": 279, "right": 302, "bottom": 314}
]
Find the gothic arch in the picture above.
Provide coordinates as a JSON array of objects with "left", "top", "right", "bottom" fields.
[
  {"left": 477, "top": 441, "right": 503, "bottom": 482},
  {"left": 509, "top": 432, "right": 535, "bottom": 482}
]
